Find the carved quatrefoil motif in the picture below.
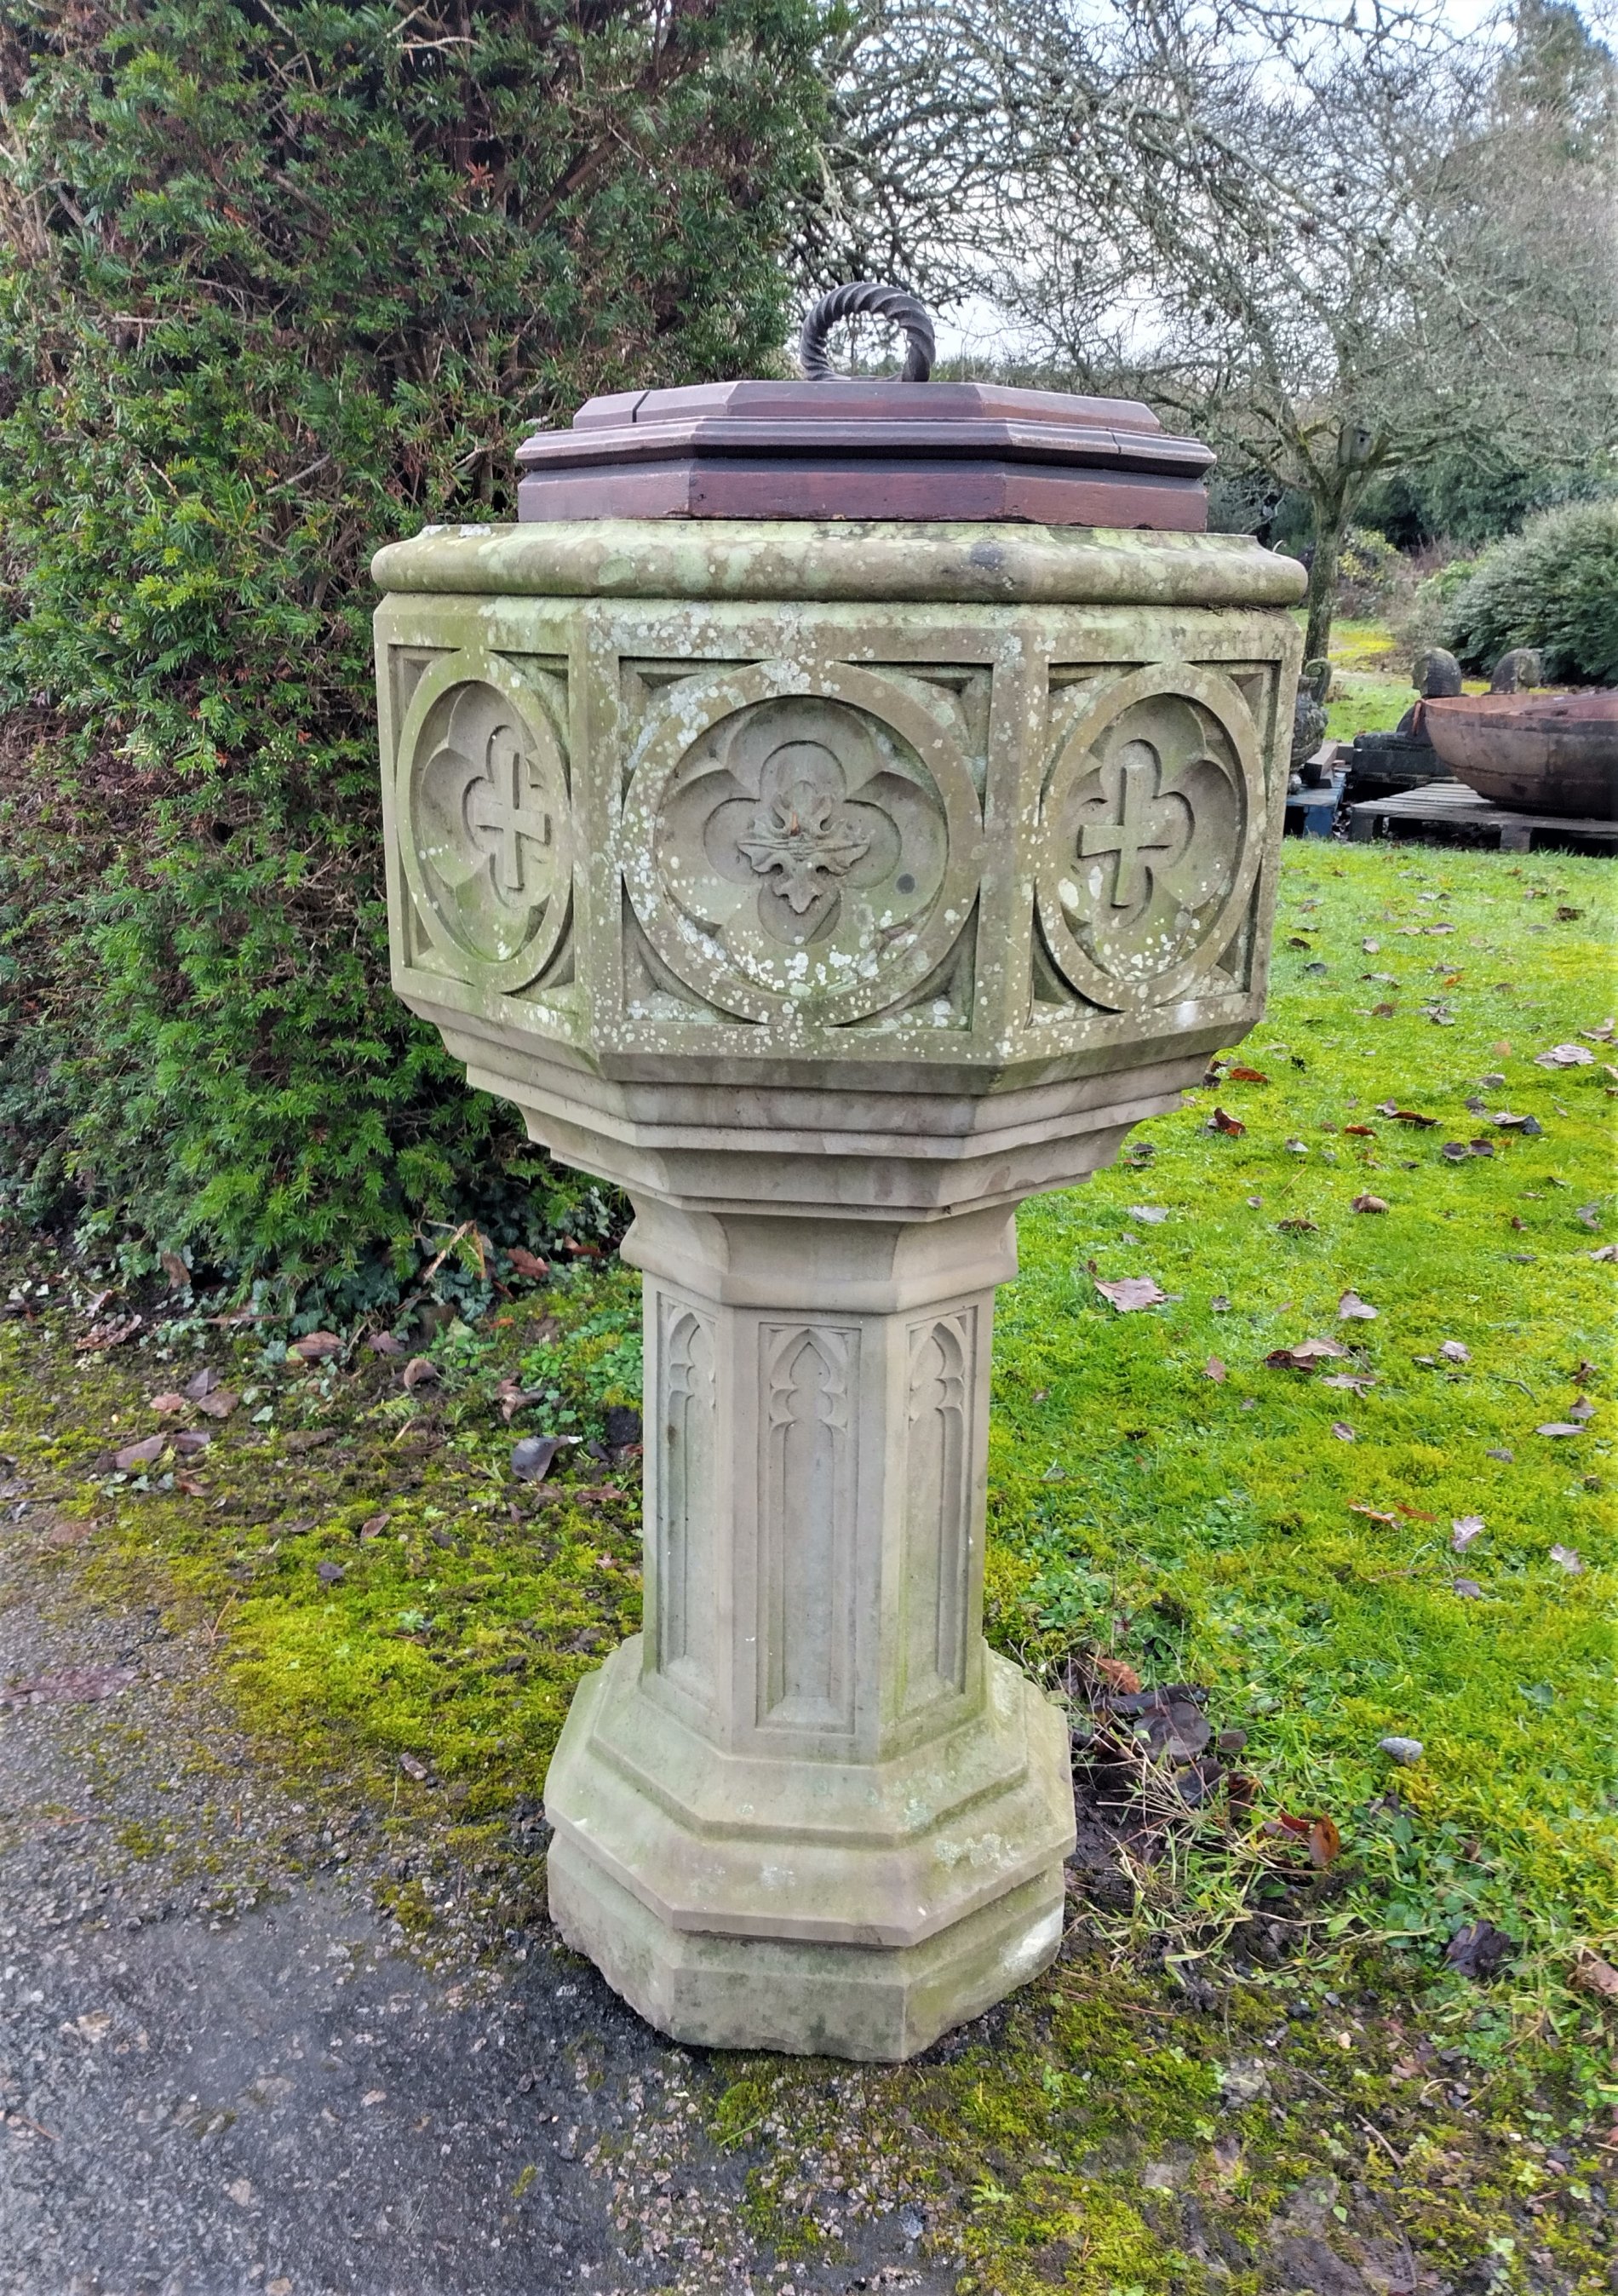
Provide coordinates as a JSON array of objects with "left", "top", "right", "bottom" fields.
[
  {"left": 396, "top": 651, "right": 572, "bottom": 994},
  {"left": 622, "top": 662, "right": 982, "bottom": 1025},
  {"left": 1036, "top": 666, "right": 1265, "bottom": 1014}
]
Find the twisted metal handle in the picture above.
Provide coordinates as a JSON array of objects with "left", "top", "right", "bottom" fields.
[{"left": 798, "top": 282, "right": 935, "bottom": 382}]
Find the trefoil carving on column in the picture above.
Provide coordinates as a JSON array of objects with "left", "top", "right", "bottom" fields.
[
  {"left": 759, "top": 1323, "right": 858, "bottom": 1736},
  {"left": 655, "top": 1300, "right": 718, "bottom": 1703},
  {"left": 900, "top": 1312, "right": 974, "bottom": 1713}
]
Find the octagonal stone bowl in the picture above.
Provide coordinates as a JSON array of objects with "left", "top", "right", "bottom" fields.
[{"left": 1421, "top": 690, "right": 1618, "bottom": 818}]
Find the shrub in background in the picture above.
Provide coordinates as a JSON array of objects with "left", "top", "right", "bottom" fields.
[
  {"left": 1388, "top": 542, "right": 1483, "bottom": 662},
  {"left": 1441, "top": 498, "right": 1618, "bottom": 686},
  {"left": 0, "top": 0, "right": 823, "bottom": 1300},
  {"left": 1332, "top": 525, "right": 1410, "bottom": 623}
]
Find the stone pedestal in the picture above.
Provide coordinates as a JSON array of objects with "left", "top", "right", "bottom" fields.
[
  {"left": 371, "top": 517, "right": 1304, "bottom": 2057},
  {"left": 546, "top": 1200, "right": 1071, "bottom": 2059}
]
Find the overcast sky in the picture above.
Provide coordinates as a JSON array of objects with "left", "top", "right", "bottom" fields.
[{"left": 925, "top": 0, "right": 1615, "bottom": 362}]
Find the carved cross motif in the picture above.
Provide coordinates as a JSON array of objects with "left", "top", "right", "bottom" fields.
[
  {"left": 464, "top": 726, "right": 552, "bottom": 898},
  {"left": 735, "top": 749, "right": 873, "bottom": 916},
  {"left": 1077, "top": 748, "right": 1181, "bottom": 908}
]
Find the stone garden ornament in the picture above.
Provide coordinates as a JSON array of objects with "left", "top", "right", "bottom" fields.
[{"left": 371, "top": 283, "right": 1305, "bottom": 2060}]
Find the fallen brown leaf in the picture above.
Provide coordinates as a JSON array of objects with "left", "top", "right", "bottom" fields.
[
  {"left": 1310, "top": 1816, "right": 1342, "bottom": 1868},
  {"left": 1094, "top": 1276, "right": 1168, "bottom": 1312},
  {"left": 512, "top": 1433, "right": 571, "bottom": 1482},
  {"left": 1265, "top": 1337, "right": 1349, "bottom": 1371},
  {"left": 1205, "top": 1356, "right": 1228, "bottom": 1383},
  {"left": 1092, "top": 1656, "right": 1142, "bottom": 1695},
  {"left": 506, "top": 1245, "right": 550, "bottom": 1280},
  {"left": 0, "top": 1665, "right": 136, "bottom": 1708},
  {"left": 75, "top": 1313, "right": 143, "bottom": 1352},
  {"left": 113, "top": 1434, "right": 166, "bottom": 1472},
  {"left": 1208, "top": 1107, "right": 1247, "bottom": 1136},
  {"left": 290, "top": 1331, "right": 343, "bottom": 1362},
  {"left": 1574, "top": 1951, "right": 1618, "bottom": 2000}
]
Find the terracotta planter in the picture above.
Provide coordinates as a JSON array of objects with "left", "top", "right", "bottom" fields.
[{"left": 1420, "top": 691, "right": 1618, "bottom": 818}]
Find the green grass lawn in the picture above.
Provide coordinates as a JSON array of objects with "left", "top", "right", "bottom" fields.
[
  {"left": 1317, "top": 616, "right": 1489, "bottom": 742},
  {"left": 990, "top": 840, "right": 1615, "bottom": 1986}
]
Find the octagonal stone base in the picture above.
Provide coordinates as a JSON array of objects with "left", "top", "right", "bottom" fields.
[{"left": 545, "top": 1635, "right": 1074, "bottom": 2059}]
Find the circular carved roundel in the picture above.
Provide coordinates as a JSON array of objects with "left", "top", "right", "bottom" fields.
[
  {"left": 621, "top": 660, "right": 982, "bottom": 1025},
  {"left": 1036, "top": 665, "right": 1265, "bottom": 1014},
  {"left": 396, "top": 650, "right": 572, "bottom": 995}
]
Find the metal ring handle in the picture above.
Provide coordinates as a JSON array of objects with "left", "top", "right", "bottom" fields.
[{"left": 798, "top": 283, "right": 935, "bottom": 382}]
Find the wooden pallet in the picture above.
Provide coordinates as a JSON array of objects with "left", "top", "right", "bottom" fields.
[{"left": 1348, "top": 778, "right": 1618, "bottom": 854}]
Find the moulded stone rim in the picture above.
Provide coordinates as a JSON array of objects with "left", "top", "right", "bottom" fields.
[
  {"left": 584, "top": 1637, "right": 1036, "bottom": 1844},
  {"left": 1036, "top": 661, "right": 1266, "bottom": 1017},
  {"left": 371, "top": 519, "right": 1310, "bottom": 609},
  {"left": 544, "top": 1837, "right": 1068, "bottom": 2061},
  {"left": 544, "top": 1640, "right": 1076, "bottom": 1949},
  {"left": 395, "top": 646, "right": 575, "bottom": 996}
]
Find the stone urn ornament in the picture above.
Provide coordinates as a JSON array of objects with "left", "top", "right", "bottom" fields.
[{"left": 371, "top": 283, "right": 1305, "bottom": 2059}]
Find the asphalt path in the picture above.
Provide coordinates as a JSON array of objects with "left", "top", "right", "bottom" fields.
[{"left": 0, "top": 1510, "right": 952, "bottom": 2296}]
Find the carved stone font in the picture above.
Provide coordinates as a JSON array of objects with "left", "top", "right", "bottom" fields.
[{"left": 373, "top": 516, "right": 1304, "bottom": 2060}]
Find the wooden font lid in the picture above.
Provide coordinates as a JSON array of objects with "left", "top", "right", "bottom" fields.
[{"left": 515, "top": 285, "right": 1213, "bottom": 532}]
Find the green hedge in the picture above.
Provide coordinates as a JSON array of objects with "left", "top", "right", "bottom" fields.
[
  {"left": 1441, "top": 498, "right": 1618, "bottom": 686},
  {"left": 0, "top": 0, "right": 823, "bottom": 1300}
]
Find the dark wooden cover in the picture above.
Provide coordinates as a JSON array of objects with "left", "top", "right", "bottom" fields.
[{"left": 515, "top": 380, "right": 1214, "bottom": 531}]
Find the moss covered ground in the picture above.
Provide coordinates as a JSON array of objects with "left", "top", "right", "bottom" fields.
[
  {"left": 1318, "top": 619, "right": 1490, "bottom": 743},
  {"left": 2, "top": 837, "right": 1614, "bottom": 2292}
]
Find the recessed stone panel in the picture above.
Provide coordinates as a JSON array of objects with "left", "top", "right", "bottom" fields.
[{"left": 1036, "top": 663, "right": 1264, "bottom": 1016}]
